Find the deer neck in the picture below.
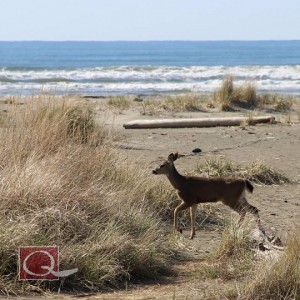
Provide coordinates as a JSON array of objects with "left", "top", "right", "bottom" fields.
[{"left": 166, "top": 164, "right": 185, "bottom": 190}]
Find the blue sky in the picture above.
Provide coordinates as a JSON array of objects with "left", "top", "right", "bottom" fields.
[{"left": 1, "top": 0, "right": 300, "bottom": 41}]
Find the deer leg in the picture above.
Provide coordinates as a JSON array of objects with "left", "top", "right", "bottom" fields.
[
  {"left": 237, "top": 196, "right": 260, "bottom": 224},
  {"left": 247, "top": 203, "right": 260, "bottom": 219},
  {"left": 225, "top": 195, "right": 247, "bottom": 224},
  {"left": 238, "top": 209, "right": 246, "bottom": 224},
  {"left": 174, "top": 202, "right": 189, "bottom": 234},
  {"left": 190, "top": 204, "right": 198, "bottom": 239},
  {"left": 247, "top": 203, "right": 260, "bottom": 226}
]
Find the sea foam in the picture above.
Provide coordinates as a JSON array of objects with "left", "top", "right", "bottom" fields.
[{"left": 1, "top": 65, "right": 300, "bottom": 95}]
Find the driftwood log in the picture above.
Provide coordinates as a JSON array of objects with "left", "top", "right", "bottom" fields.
[{"left": 123, "top": 116, "right": 275, "bottom": 129}]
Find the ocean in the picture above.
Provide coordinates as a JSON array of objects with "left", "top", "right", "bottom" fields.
[{"left": 1, "top": 41, "right": 300, "bottom": 96}]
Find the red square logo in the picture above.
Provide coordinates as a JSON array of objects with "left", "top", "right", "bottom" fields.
[{"left": 19, "top": 246, "right": 59, "bottom": 280}]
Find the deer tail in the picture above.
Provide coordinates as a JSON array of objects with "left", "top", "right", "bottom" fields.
[{"left": 245, "top": 180, "right": 254, "bottom": 193}]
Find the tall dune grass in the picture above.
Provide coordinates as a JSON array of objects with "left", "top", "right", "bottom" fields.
[
  {"left": 203, "top": 220, "right": 256, "bottom": 283},
  {"left": 214, "top": 76, "right": 234, "bottom": 111},
  {"left": 0, "top": 96, "right": 180, "bottom": 294},
  {"left": 215, "top": 225, "right": 300, "bottom": 299},
  {"left": 242, "top": 232, "right": 300, "bottom": 299},
  {"left": 215, "top": 77, "right": 259, "bottom": 110}
]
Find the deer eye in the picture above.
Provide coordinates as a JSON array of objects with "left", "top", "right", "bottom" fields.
[{"left": 160, "top": 164, "right": 164, "bottom": 168}]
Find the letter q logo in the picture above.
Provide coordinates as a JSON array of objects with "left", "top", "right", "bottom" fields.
[{"left": 19, "top": 246, "right": 59, "bottom": 280}]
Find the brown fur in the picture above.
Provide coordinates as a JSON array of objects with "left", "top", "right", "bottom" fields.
[{"left": 153, "top": 153, "right": 259, "bottom": 239}]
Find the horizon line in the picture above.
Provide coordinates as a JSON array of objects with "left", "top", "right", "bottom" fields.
[{"left": 1, "top": 39, "right": 300, "bottom": 43}]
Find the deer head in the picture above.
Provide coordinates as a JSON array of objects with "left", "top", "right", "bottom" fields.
[{"left": 152, "top": 153, "right": 179, "bottom": 175}]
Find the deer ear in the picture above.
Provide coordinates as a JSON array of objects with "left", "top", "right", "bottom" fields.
[
  {"left": 168, "top": 152, "right": 179, "bottom": 162},
  {"left": 173, "top": 152, "right": 179, "bottom": 161},
  {"left": 167, "top": 153, "right": 175, "bottom": 162}
]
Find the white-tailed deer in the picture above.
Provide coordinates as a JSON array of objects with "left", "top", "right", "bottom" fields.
[{"left": 153, "top": 153, "right": 259, "bottom": 239}]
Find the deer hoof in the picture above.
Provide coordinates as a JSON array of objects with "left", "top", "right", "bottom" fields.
[
  {"left": 179, "top": 228, "right": 183, "bottom": 234},
  {"left": 190, "top": 232, "right": 195, "bottom": 239}
]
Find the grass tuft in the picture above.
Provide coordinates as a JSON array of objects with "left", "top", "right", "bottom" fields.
[
  {"left": 107, "top": 96, "right": 132, "bottom": 113},
  {"left": 164, "top": 94, "right": 205, "bottom": 112},
  {"left": 139, "top": 94, "right": 206, "bottom": 115},
  {"left": 215, "top": 78, "right": 294, "bottom": 112},
  {"left": 215, "top": 78, "right": 258, "bottom": 110},
  {"left": 196, "top": 157, "right": 291, "bottom": 185},
  {"left": 260, "top": 93, "right": 294, "bottom": 111},
  {"left": 215, "top": 76, "right": 234, "bottom": 111},
  {"left": 233, "top": 83, "right": 258, "bottom": 108}
]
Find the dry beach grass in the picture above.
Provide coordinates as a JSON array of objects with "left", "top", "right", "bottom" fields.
[{"left": 0, "top": 96, "right": 183, "bottom": 295}]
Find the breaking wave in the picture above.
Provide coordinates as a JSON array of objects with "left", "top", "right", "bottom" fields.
[{"left": 1, "top": 65, "right": 300, "bottom": 95}]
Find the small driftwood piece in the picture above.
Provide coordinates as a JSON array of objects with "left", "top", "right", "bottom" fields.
[
  {"left": 123, "top": 116, "right": 275, "bottom": 129},
  {"left": 254, "top": 221, "right": 284, "bottom": 252}
]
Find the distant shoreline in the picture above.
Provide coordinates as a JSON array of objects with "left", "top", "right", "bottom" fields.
[{"left": 1, "top": 39, "right": 300, "bottom": 42}]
